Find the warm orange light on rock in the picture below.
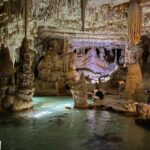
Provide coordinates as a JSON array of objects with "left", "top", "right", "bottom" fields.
[{"left": 128, "top": 0, "right": 142, "bottom": 45}]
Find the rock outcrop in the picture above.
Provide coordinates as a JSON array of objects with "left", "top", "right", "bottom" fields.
[
  {"left": 15, "top": 38, "right": 35, "bottom": 111},
  {"left": 136, "top": 103, "right": 150, "bottom": 119},
  {"left": 125, "top": 63, "right": 147, "bottom": 102},
  {"left": 17, "top": 38, "right": 35, "bottom": 102},
  {"left": 0, "top": 44, "right": 16, "bottom": 111},
  {"left": 36, "top": 38, "right": 78, "bottom": 95},
  {"left": 101, "top": 99, "right": 137, "bottom": 114},
  {"left": 71, "top": 73, "right": 88, "bottom": 108},
  {"left": 1, "top": 38, "right": 35, "bottom": 112},
  {"left": 135, "top": 103, "right": 150, "bottom": 129}
]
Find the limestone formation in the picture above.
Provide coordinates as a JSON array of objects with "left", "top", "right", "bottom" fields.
[
  {"left": 101, "top": 99, "right": 137, "bottom": 114},
  {"left": 1, "top": 38, "right": 35, "bottom": 112},
  {"left": 0, "top": 0, "right": 149, "bottom": 112},
  {"left": 71, "top": 73, "right": 88, "bottom": 108},
  {"left": 16, "top": 38, "right": 35, "bottom": 103},
  {"left": 37, "top": 38, "right": 79, "bottom": 95},
  {"left": 135, "top": 103, "right": 150, "bottom": 129},
  {"left": 0, "top": 44, "right": 16, "bottom": 110},
  {"left": 136, "top": 103, "right": 150, "bottom": 119},
  {"left": 125, "top": 63, "right": 146, "bottom": 101},
  {"left": 128, "top": 0, "right": 142, "bottom": 45}
]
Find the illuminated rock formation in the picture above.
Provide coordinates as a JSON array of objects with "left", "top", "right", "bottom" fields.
[
  {"left": 16, "top": 38, "right": 35, "bottom": 104},
  {"left": 125, "top": 62, "right": 147, "bottom": 102},
  {"left": 0, "top": 38, "right": 35, "bottom": 112},
  {"left": 0, "top": 44, "right": 15, "bottom": 100},
  {"left": 36, "top": 38, "right": 79, "bottom": 95},
  {"left": 128, "top": 0, "right": 142, "bottom": 45},
  {"left": 71, "top": 73, "right": 88, "bottom": 108}
]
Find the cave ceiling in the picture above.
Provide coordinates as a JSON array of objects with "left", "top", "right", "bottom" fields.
[{"left": 0, "top": 0, "right": 150, "bottom": 50}]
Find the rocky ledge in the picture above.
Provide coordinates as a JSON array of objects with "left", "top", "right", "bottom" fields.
[{"left": 135, "top": 103, "right": 150, "bottom": 129}]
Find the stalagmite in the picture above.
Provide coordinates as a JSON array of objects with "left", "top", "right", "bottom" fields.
[
  {"left": 125, "top": 0, "right": 145, "bottom": 102},
  {"left": 1, "top": 0, "right": 35, "bottom": 111},
  {"left": 71, "top": 73, "right": 88, "bottom": 108}
]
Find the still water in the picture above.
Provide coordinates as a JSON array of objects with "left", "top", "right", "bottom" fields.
[{"left": 0, "top": 97, "right": 150, "bottom": 150}]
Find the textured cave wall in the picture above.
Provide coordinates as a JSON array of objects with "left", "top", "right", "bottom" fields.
[
  {"left": 34, "top": 37, "right": 79, "bottom": 96},
  {"left": 0, "top": 38, "right": 35, "bottom": 112},
  {"left": 0, "top": 44, "right": 16, "bottom": 111},
  {"left": 0, "top": 0, "right": 149, "bottom": 99},
  {"left": 141, "top": 35, "right": 150, "bottom": 89},
  {"left": 0, "top": 44, "right": 15, "bottom": 101}
]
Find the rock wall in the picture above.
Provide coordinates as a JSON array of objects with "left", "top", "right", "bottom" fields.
[
  {"left": 0, "top": 44, "right": 15, "bottom": 100},
  {"left": 141, "top": 35, "right": 150, "bottom": 89},
  {"left": 0, "top": 38, "right": 35, "bottom": 112},
  {"left": 35, "top": 38, "right": 79, "bottom": 95}
]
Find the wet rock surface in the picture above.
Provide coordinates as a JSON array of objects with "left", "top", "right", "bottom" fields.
[
  {"left": 135, "top": 103, "right": 150, "bottom": 129},
  {"left": 135, "top": 118, "right": 150, "bottom": 130}
]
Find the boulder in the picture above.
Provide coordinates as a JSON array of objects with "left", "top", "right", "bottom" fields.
[{"left": 136, "top": 103, "right": 150, "bottom": 119}]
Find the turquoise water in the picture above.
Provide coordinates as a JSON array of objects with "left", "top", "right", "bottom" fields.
[{"left": 0, "top": 96, "right": 150, "bottom": 150}]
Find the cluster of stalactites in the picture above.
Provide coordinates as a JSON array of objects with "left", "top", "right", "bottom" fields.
[
  {"left": 1, "top": 0, "right": 87, "bottom": 31},
  {"left": 9, "top": 47, "right": 20, "bottom": 67},
  {"left": 1, "top": 0, "right": 40, "bottom": 19},
  {"left": 0, "top": 0, "right": 39, "bottom": 67},
  {"left": 49, "top": 0, "right": 79, "bottom": 15}
]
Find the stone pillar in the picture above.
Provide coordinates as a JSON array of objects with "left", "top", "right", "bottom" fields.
[
  {"left": 125, "top": 63, "right": 142, "bottom": 99},
  {"left": 14, "top": 38, "right": 35, "bottom": 111},
  {"left": 71, "top": 73, "right": 88, "bottom": 108},
  {"left": 125, "top": 44, "right": 147, "bottom": 101}
]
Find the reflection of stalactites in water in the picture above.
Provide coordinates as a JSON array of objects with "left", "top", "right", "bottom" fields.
[
  {"left": 55, "top": 113, "right": 69, "bottom": 119},
  {"left": 56, "top": 118, "right": 64, "bottom": 126},
  {"left": 84, "top": 133, "right": 122, "bottom": 150},
  {"left": 0, "top": 117, "right": 36, "bottom": 127},
  {"left": 100, "top": 111, "right": 111, "bottom": 121},
  {"left": 70, "top": 110, "right": 75, "bottom": 129}
]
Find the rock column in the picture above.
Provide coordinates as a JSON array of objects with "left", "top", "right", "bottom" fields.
[
  {"left": 16, "top": 38, "right": 35, "bottom": 110},
  {"left": 71, "top": 73, "right": 88, "bottom": 108}
]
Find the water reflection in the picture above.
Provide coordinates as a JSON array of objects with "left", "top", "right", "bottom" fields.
[{"left": 0, "top": 97, "right": 150, "bottom": 150}]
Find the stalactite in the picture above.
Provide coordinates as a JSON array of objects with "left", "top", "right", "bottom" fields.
[
  {"left": 128, "top": 0, "right": 142, "bottom": 45},
  {"left": 80, "top": 0, "right": 87, "bottom": 32},
  {"left": 24, "top": 0, "right": 28, "bottom": 38},
  {"left": 48, "top": 0, "right": 78, "bottom": 18}
]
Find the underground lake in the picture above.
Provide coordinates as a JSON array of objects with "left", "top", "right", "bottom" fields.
[{"left": 0, "top": 97, "right": 150, "bottom": 150}]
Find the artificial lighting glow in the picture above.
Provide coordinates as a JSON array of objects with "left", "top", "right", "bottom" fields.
[{"left": 34, "top": 111, "right": 53, "bottom": 118}]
